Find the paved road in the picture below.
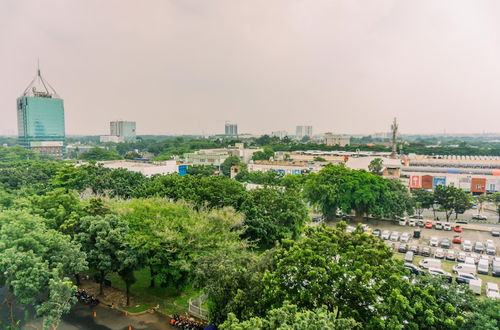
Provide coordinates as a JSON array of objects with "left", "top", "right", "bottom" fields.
[
  {"left": 20, "top": 303, "right": 176, "bottom": 330},
  {"left": 420, "top": 208, "right": 498, "bottom": 223}
]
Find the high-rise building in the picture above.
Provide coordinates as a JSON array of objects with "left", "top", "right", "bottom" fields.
[
  {"left": 17, "top": 68, "right": 65, "bottom": 157},
  {"left": 109, "top": 121, "right": 136, "bottom": 142},
  {"left": 225, "top": 122, "right": 238, "bottom": 136},
  {"left": 271, "top": 130, "right": 288, "bottom": 139},
  {"left": 296, "top": 125, "right": 312, "bottom": 139}
]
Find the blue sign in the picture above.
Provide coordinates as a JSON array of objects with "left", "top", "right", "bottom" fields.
[
  {"left": 433, "top": 176, "right": 446, "bottom": 189},
  {"left": 178, "top": 165, "right": 187, "bottom": 176}
]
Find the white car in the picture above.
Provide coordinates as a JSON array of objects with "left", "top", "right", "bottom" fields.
[
  {"left": 478, "top": 259, "right": 489, "bottom": 275},
  {"left": 408, "top": 219, "right": 416, "bottom": 227},
  {"left": 399, "top": 218, "right": 407, "bottom": 226},
  {"left": 463, "top": 240, "right": 472, "bottom": 252},
  {"left": 486, "top": 282, "right": 500, "bottom": 300},
  {"left": 381, "top": 230, "right": 391, "bottom": 240},
  {"left": 486, "top": 244, "right": 496, "bottom": 256},
  {"left": 390, "top": 231, "right": 400, "bottom": 242},
  {"left": 430, "top": 237, "right": 439, "bottom": 247},
  {"left": 434, "top": 248, "right": 445, "bottom": 259},
  {"left": 400, "top": 232, "right": 410, "bottom": 243},
  {"left": 443, "top": 223, "right": 452, "bottom": 231}
]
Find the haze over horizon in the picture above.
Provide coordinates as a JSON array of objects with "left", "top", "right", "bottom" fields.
[{"left": 2, "top": 0, "right": 500, "bottom": 136}]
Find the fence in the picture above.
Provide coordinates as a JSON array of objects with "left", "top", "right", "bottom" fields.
[{"left": 188, "top": 295, "right": 208, "bottom": 320}]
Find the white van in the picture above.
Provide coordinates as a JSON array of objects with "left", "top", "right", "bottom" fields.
[
  {"left": 469, "top": 278, "right": 482, "bottom": 295},
  {"left": 419, "top": 258, "right": 442, "bottom": 269},
  {"left": 452, "top": 263, "right": 477, "bottom": 275},
  {"left": 464, "top": 257, "right": 475, "bottom": 266},
  {"left": 478, "top": 259, "right": 489, "bottom": 275},
  {"left": 486, "top": 282, "right": 500, "bottom": 299}
]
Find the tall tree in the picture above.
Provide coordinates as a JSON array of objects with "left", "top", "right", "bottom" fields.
[
  {"left": 368, "top": 158, "right": 384, "bottom": 174},
  {"left": 412, "top": 189, "right": 434, "bottom": 217},
  {"left": 434, "top": 185, "right": 472, "bottom": 221}
]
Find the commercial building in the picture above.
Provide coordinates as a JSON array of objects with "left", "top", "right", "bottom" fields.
[
  {"left": 184, "top": 143, "right": 262, "bottom": 166},
  {"left": 110, "top": 121, "right": 136, "bottom": 142},
  {"left": 225, "top": 123, "right": 238, "bottom": 136},
  {"left": 271, "top": 130, "right": 288, "bottom": 139},
  {"left": 17, "top": 68, "right": 65, "bottom": 157},
  {"left": 97, "top": 160, "right": 186, "bottom": 176},
  {"left": 296, "top": 125, "right": 312, "bottom": 139},
  {"left": 323, "top": 133, "right": 350, "bottom": 146}
]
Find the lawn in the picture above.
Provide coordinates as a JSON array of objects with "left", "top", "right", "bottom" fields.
[{"left": 108, "top": 268, "right": 203, "bottom": 316}]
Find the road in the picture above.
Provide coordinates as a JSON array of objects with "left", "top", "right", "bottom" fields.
[{"left": 420, "top": 208, "right": 499, "bottom": 223}]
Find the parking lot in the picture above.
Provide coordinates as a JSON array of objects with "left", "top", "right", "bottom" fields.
[{"left": 331, "top": 218, "right": 500, "bottom": 296}]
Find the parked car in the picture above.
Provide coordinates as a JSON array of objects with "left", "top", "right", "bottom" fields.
[
  {"left": 390, "top": 231, "right": 400, "bottom": 242},
  {"left": 457, "top": 251, "right": 467, "bottom": 263},
  {"left": 424, "top": 220, "right": 433, "bottom": 229},
  {"left": 399, "top": 218, "right": 407, "bottom": 226},
  {"left": 410, "top": 215, "right": 424, "bottom": 220},
  {"left": 398, "top": 243, "right": 408, "bottom": 253},
  {"left": 430, "top": 236, "right": 439, "bottom": 247},
  {"left": 443, "top": 223, "right": 452, "bottom": 231},
  {"left": 453, "top": 235, "right": 462, "bottom": 244},
  {"left": 400, "top": 232, "right": 410, "bottom": 243},
  {"left": 492, "top": 228, "right": 500, "bottom": 237},
  {"left": 463, "top": 240, "right": 472, "bottom": 252},
  {"left": 419, "top": 258, "right": 441, "bottom": 269},
  {"left": 474, "top": 242, "right": 485, "bottom": 253},
  {"left": 435, "top": 222, "right": 443, "bottom": 230},
  {"left": 446, "top": 250, "right": 456, "bottom": 261},
  {"left": 469, "top": 278, "right": 483, "bottom": 295},
  {"left": 417, "top": 220, "right": 425, "bottom": 227},
  {"left": 472, "top": 214, "right": 488, "bottom": 220},
  {"left": 469, "top": 253, "right": 480, "bottom": 264},
  {"left": 404, "top": 251, "right": 414, "bottom": 262},
  {"left": 381, "top": 230, "right": 391, "bottom": 240},
  {"left": 403, "top": 262, "right": 423, "bottom": 275},
  {"left": 421, "top": 246, "right": 431, "bottom": 257},
  {"left": 440, "top": 238, "right": 450, "bottom": 249},
  {"left": 486, "top": 244, "right": 496, "bottom": 256},
  {"left": 456, "top": 272, "right": 479, "bottom": 285},
  {"left": 486, "top": 282, "right": 500, "bottom": 299},
  {"left": 478, "top": 259, "right": 490, "bottom": 275},
  {"left": 454, "top": 225, "right": 462, "bottom": 233},
  {"left": 409, "top": 245, "right": 419, "bottom": 254},
  {"left": 428, "top": 267, "right": 452, "bottom": 282},
  {"left": 453, "top": 263, "right": 476, "bottom": 275},
  {"left": 464, "top": 257, "right": 476, "bottom": 265},
  {"left": 408, "top": 219, "right": 416, "bottom": 227},
  {"left": 385, "top": 241, "right": 394, "bottom": 249},
  {"left": 413, "top": 229, "right": 421, "bottom": 239},
  {"left": 493, "top": 260, "right": 500, "bottom": 277},
  {"left": 434, "top": 248, "right": 445, "bottom": 259},
  {"left": 373, "top": 229, "right": 381, "bottom": 237}
]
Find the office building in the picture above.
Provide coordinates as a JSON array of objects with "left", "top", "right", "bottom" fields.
[
  {"left": 271, "top": 130, "right": 288, "bottom": 139},
  {"left": 108, "top": 121, "right": 136, "bottom": 142},
  {"left": 323, "top": 133, "right": 350, "bottom": 146},
  {"left": 225, "top": 123, "right": 238, "bottom": 136},
  {"left": 17, "top": 68, "right": 65, "bottom": 157},
  {"left": 296, "top": 125, "right": 313, "bottom": 139}
]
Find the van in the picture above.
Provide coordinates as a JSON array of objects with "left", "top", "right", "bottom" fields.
[
  {"left": 404, "top": 251, "right": 414, "bottom": 262},
  {"left": 464, "top": 257, "right": 475, "bottom": 265},
  {"left": 419, "top": 258, "right": 441, "bottom": 269},
  {"left": 478, "top": 259, "right": 489, "bottom": 275},
  {"left": 469, "top": 278, "right": 482, "bottom": 295},
  {"left": 452, "top": 263, "right": 477, "bottom": 275}
]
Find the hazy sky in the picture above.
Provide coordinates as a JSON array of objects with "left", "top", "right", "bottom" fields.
[{"left": 1, "top": 0, "right": 500, "bottom": 136}]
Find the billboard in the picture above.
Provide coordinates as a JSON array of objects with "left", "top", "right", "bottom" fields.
[
  {"left": 410, "top": 176, "right": 421, "bottom": 189},
  {"left": 422, "top": 175, "right": 433, "bottom": 189},
  {"left": 433, "top": 176, "right": 446, "bottom": 189}
]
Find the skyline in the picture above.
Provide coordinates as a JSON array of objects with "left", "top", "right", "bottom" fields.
[{"left": 2, "top": 1, "right": 500, "bottom": 136}]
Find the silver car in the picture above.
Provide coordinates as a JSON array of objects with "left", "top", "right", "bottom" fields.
[
  {"left": 400, "top": 232, "right": 410, "bottom": 243},
  {"left": 463, "top": 240, "right": 472, "bottom": 252},
  {"left": 390, "top": 231, "right": 400, "bottom": 242},
  {"left": 381, "top": 230, "right": 391, "bottom": 240}
]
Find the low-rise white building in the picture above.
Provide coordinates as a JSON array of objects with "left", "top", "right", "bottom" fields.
[
  {"left": 184, "top": 143, "right": 262, "bottom": 166},
  {"left": 98, "top": 160, "right": 182, "bottom": 176}
]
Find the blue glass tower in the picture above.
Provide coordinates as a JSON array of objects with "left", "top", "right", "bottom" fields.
[{"left": 17, "top": 68, "right": 65, "bottom": 157}]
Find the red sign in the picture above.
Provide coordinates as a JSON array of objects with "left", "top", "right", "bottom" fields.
[{"left": 410, "top": 176, "right": 422, "bottom": 189}]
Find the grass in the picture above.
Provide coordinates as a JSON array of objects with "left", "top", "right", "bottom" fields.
[{"left": 108, "top": 268, "right": 203, "bottom": 316}]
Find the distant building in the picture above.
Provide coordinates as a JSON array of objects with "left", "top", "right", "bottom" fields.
[
  {"left": 99, "top": 135, "right": 122, "bottom": 143},
  {"left": 225, "top": 123, "right": 238, "bottom": 136},
  {"left": 271, "top": 130, "right": 288, "bottom": 139},
  {"left": 296, "top": 125, "right": 312, "bottom": 139},
  {"left": 184, "top": 143, "right": 262, "bottom": 166},
  {"left": 323, "top": 133, "right": 350, "bottom": 146},
  {"left": 93, "top": 160, "right": 185, "bottom": 176},
  {"left": 17, "top": 68, "right": 65, "bottom": 157},
  {"left": 109, "top": 121, "right": 136, "bottom": 142}
]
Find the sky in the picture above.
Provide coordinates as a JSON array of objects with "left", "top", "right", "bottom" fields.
[{"left": 1, "top": 0, "right": 500, "bottom": 136}]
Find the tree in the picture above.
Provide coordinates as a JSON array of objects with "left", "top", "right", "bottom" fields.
[
  {"left": 221, "top": 156, "right": 241, "bottom": 176},
  {"left": 368, "top": 158, "right": 383, "bottom": 174},
  {"left": 434, "top": 185, "right": 472, "bottom": 221},
  {"left": 220, "top": 303, "right": 358, "bottom": 330},
  {"left": 474, "top": 194, "right": 488, "bottom": 215},
  {"left": 239, "top": 187, "right": 308, "bottom": 247},
  {"left": 313, "top": 156, "right": 327, "bottom": 162},
  {"left": 187, "top": 165, "right": 217, "bottom": 176},
  {"left": 114, "top": 198, "right": 246, "bottom": 290},
  {"left": 252, "top": 147, "right": 275, "bottom": 161},
  {"left": 0, "top": 211, "right": 87, "bottom": 329},
  {"left": 462, "top": 298, "right": 500, "bottom": 329},
  {"left": 79, "top": 147, "right": 122, "bottom": 161},
  {"left": 74, "top": 214, "right": 129, "bottom": 295},
  {"left": 488, "top": 192, "right": 500, "bottom": 221},
  {"left": 412, "top": 189, "right": 434, "bottom": 217}
]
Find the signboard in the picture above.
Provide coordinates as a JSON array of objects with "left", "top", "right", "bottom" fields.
[
  {"left": 433, "top": 176, "right": 446, "bottom": 189},
  {"left": 178, "top": 165, "right": 187, "bottom": 176},
  {"left": 30, "top": 141, "right": 64, "bottom": 147},
  {"left": 421, "top": 175, "right": 433, "bottom": 189},
  {"left": 410, "top": 176, "right": 421, "bottom": 189}
]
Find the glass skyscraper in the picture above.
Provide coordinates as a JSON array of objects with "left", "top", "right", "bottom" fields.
[{"left": 17, "top": 69, "right": 65, "bottom": 157}]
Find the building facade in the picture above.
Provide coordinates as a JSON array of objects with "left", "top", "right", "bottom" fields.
[
  {"left": 296, "top": 125, "right": 312, "bottom": 139},
  {"left": 225, "top": 123, "right": 238, "bottom": 136},
  {"left": 271, "top": 130, "right": 288, "bottom": 139},
  {"left": 323, "top": 133, "right": 350, "bottom": 146},
  {"left": 17, "top": 69, "right": 65, "bottom": 157},
  {"left": 109, "top": 121, "right": 136, "bottom": 142}
]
